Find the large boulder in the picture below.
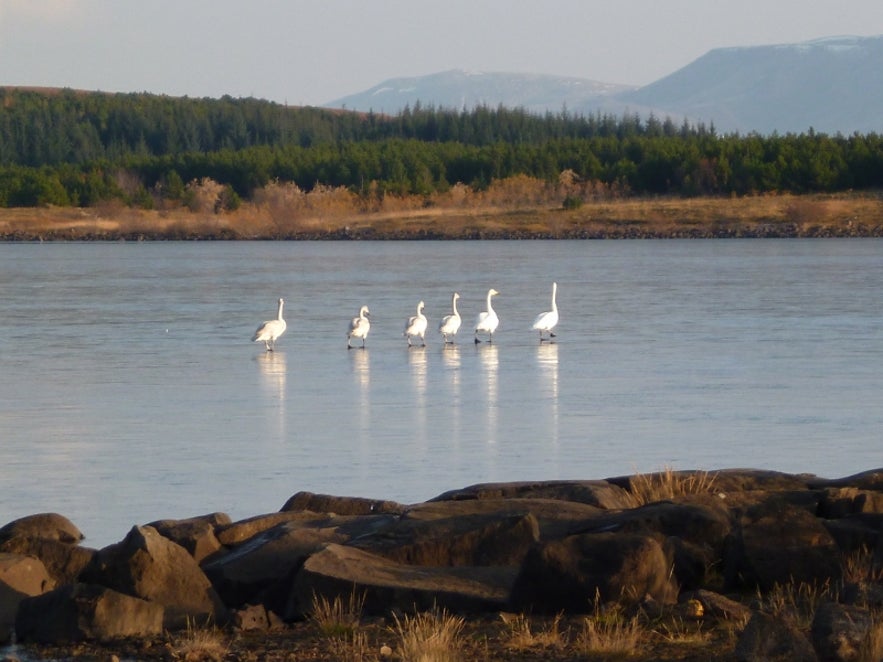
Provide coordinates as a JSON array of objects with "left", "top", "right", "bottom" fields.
[
  {"left": 811, "top": 601, "right": 873, "bottom": 662},
  {"left": 15, "top": 583, "right": 163, "bottom": 643},
  {"left": 215, "top": 511, "right": 333, "bottom": 547},
  {"left": 735, "top": 611, "right": 817, "bottom": 662},
  {"left": 429, "top": 479, "right": 633, "bottom": 510},
  {"left": 80, "top": 525, "right": 226, "bottom": 630},
  {"left": 287, "top": 543, "right": 515, "bottom": 618},
  {"left": 0, "top": 513, "right": 84, "bottom": 545},
  {"left": 510, "top": 532, "right": 678, "bottom": 613},
  {"left": 281, "top": 491, "right": 406, "bottom": 516},
  {"left": 0, "top": 553, "right": 55, "bottom": 643},
  {"left": 726, "top": 498, "right": 842, "bottom": 591},
  {"left": 349, "top": 511, "right": 539, "bottom": 566},
  {"left": 818, "top": 487, "right": 883, "bottom": 518},
  {"left": 148, "top": 512, "right": 230, "bottom": 563},
  {"left": 403, "top": 498, "right": 604, "bottom": 541},
  {"left": 0, "top": 537, "right": 96, "bottom": 585},
  {"left": 203, "top": 516, "right": 381, "bottom": 610}
]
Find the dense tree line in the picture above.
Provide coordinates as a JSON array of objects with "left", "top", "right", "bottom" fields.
[{"left": 1, "top": 87, "right": 882, "bottom": 208}]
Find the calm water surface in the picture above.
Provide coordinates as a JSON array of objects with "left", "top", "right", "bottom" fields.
[{"left": 1, "top": 240, "right": 881, "bottom": 547}]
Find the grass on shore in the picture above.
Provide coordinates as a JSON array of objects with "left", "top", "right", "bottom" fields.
[{"left": 1, "top": 191, "right": 882, "bottom": 239}]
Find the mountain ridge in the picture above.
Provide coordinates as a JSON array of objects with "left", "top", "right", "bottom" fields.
[{"left": 324, "top": 35, "right": 883, "bottom": 134}]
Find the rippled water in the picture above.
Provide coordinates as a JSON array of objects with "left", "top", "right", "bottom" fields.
[{"left": 1, "top": 239, "right": 881, "bottom": 548}]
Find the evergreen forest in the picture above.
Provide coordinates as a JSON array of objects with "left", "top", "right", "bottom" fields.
[{"left": 2, "top": 87, "right": 883, "bottom": 209}]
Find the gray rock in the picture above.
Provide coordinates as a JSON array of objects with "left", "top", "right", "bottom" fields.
[
  {"left": 215, "top": 511, "right": 332, "bottom": 547},
  {"left": 510, "top": 532, "right": 678, "bottom": 613},
  {"left": 288, "top": 543, "right": 515, "bottom": 618},
  {"left": 0, "top": 537, "right": 95, "bottom": 585},
  {"left": 429, "top": 479, "right": 633, "bottom": 510},
  {"left": 80, "top": 525, "right": 226, "bottom": 630},
  {"left": 0, "top": 553, "right": 55, "bottom": 644},
  {"left": 281, "top": 491, "right": 406, "bottom": 516},
  {"left": 15, "top": 583, "right": 163, "bottom": 643},
  {"left": 735, "top": 611, "right": 818, "bottom": 661},
  {"left": 0, "top": 514, "right": 84, "bottom": 545},
  {"left": 811, "top": 601, "right": 872, "bottom": 662},
  {"left": 148, "top": 513, "right": 230, "bottom": 563},
  {"left": 726, "top": 498, "right": 841, "bottom": 591}
]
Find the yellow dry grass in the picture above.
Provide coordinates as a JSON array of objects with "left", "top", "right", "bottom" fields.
[{"left": 2, "top": 189, "right": 882, "bottom": 239}]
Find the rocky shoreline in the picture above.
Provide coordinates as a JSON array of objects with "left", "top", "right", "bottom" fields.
[{"left": 2, "top": 468, "right": 882, "bottom": 661}]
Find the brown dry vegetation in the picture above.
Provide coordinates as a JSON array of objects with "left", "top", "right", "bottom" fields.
[{"left": 2, "top": 179, "right": 883, "bottom": 240}]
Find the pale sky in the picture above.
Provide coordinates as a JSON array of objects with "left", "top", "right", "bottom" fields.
[{"left": 2, "top": 0, "right": 883, "bottom": 106}]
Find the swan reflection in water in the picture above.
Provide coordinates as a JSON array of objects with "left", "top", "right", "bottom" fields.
[
  {"left": 536, "top": 342, "right": 560, "bottom": 447},
  {"left": 351, "top": 348, "right": 371, "bottom": 434},
  {"left": 256, "top": 350, "right": 287, "bottom": 440},
  {"left": 409, "top": 346, "right": 428, "bottom": 447},
  {"left": 477, "top": 343, "right": 499, "bottom": 443}
]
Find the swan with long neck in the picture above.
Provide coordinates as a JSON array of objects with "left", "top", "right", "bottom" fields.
[
  {"left": 347, "top": 305, "right": 371, "bottom": 349},
  {"left": 531, "top": 282, "right": 559, "bottom": 341},
  {"left": 403, "top": 300, "right": 428, "bottom": 346},
  {"left": 252, "top": 298, "right": 286, "bottom": 351},
  {"left": 474, "top": 288, "right": 500, "bottom": 343},
  {"left": 438, "top": 292, "right": 461, "bottom": 343}
]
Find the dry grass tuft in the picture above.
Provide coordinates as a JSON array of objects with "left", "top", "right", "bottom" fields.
[
  {"left": 626, "top": 465, "right": 718, "bottom": 506},
  {"left": 842, "top": 546, "right": 883, "bottom": 585},
  {"left": 575, "top": 595, "right": 645, "bottom": 657},
  {"left": 858, "top": 613, "right": 883, "bottom": 662},
  {"left": 310, "top": 589, "right": 366, "bottom": 637},
  {"left": 760, "top": 579, "right": 836, "bottom": 629},
  {"left": 392, "top": 606, "right": 466, "bottom": 662},
  {"left": 171, "top": 617, "right": 229, "bottom": 661},
  {"left": 501, "top": 611, "right": 568, "bottom": 650}
]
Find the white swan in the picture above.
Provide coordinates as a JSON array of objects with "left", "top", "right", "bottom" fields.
[
  {"left": 474, "top": 288, "right": 500, "bottom": 343},
  {"left": 403, "top": 300, "right": 428, "bottom": 346},
  {"left": 252, "top": 298, "right": 286, "bottom": 351},
  {"left": 347, "top": 305, "right": 371, "bottom": 349},
  {"left": 531, "top": 281, "right": 559, "bottom": 341},
  {"left": 438, "top": 292, "right": 461, "bottom": 344}
]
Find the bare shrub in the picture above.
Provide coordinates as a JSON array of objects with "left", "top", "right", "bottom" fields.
[
  {"left": 859, "top": 613, "right": 883, "bottom": 662},
  {"left": 842, "top": 546, "right": 883, "bottom": 585},
  {"left": 480, "top": 174, "right": 555, "bottom": 207},
  {"left": 760, "top": 579, "right": 836, "bottom": 629},
  {"left": 184, "top": 177, "right": 226, "bottom": 214}
]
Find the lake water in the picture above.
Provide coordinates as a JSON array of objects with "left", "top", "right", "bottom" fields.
[{"left": 1, "top": 239, "right": 881, "bottom": 549}]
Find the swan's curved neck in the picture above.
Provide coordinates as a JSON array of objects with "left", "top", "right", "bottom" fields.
[
  {"left": 486, "top": 292, "right": 495, "bottom": 312},
  {"left": 452, "top": 295, "right": 459, "bottom": 316},
  {"left": 551, "top": 284, "right": 558, "bottom": 312},
  {"left": 277, "top": 300, "right": 285, "bottom": 319}
]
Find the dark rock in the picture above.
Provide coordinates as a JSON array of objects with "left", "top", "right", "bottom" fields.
[
  {"left": 726, "top": 498, "right": 842, "bottom": 591},
  {"left": 80, "top": 525, "right": 226, "bottom": 630},
  {"left": 0, "top": 537, "right": 96, "bottom": 585},
  {"left": 148, "top": 513, "right": 230, "bottom": 563},
  {"left": 281, "top": 492, "right": 406, "bottom": 516},
  {"left": 287, "top": 543, "right": 514, "bottom": 618},
  {"left": 510, "top": 532, "right": 677, "bottom": 613},
  {"left": 735, "top": 611, "right": 818, "bottom": 661},
  {"left": 682, "top": 589, "right": 753, "bottom": 621},
  {"left": 349, "top": 511, "right": 539, "bottom": 566},
  {"left": 607, "top": 468, "right": 812, "bottom": 496},
  {"left": 429, "top": 479, "right": 633, "bottom": 510},
  {"left": 0, "top": 514, "right": 84, "bottom": 545},
  {"left": 823, "top": 515, "right": 883, "bottom": 553},
  {"left": 215, "top": 511, "right": 332, "bottom": 547},
  {"left": 811, "top": 601, "right": 872, "bottom": 662},
  {"left": 403, "top": 497, "right": 603, "bottom": 541},
  {"left": 809, "top": 468, "right": 883, "bottom": 492},
  {"left": 15, "top": 583, "right": 163, "bottom": 643},
  {"left": 232, "top": 603, "right": 274, "bottom": 631},
  {"left": 0, "top": 553, "right": 55, "bottom": 644},
  {"left": 818, "top": 488, "right": 883, "bottom": 518}
]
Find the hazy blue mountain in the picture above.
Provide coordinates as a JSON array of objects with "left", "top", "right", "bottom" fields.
[
  {"left": 619, "top": 36, "right": 883, "bottom": 134},
  {"left": 323, "top": 36, "right": 883, "bottom": 135},
  {"left": 323, "top": 69, "right": 635, "bottom": 115}
]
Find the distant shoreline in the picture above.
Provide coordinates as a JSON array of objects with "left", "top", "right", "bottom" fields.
[{"left": 2, "top": 192, "right": 882, "bottom": 240}]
